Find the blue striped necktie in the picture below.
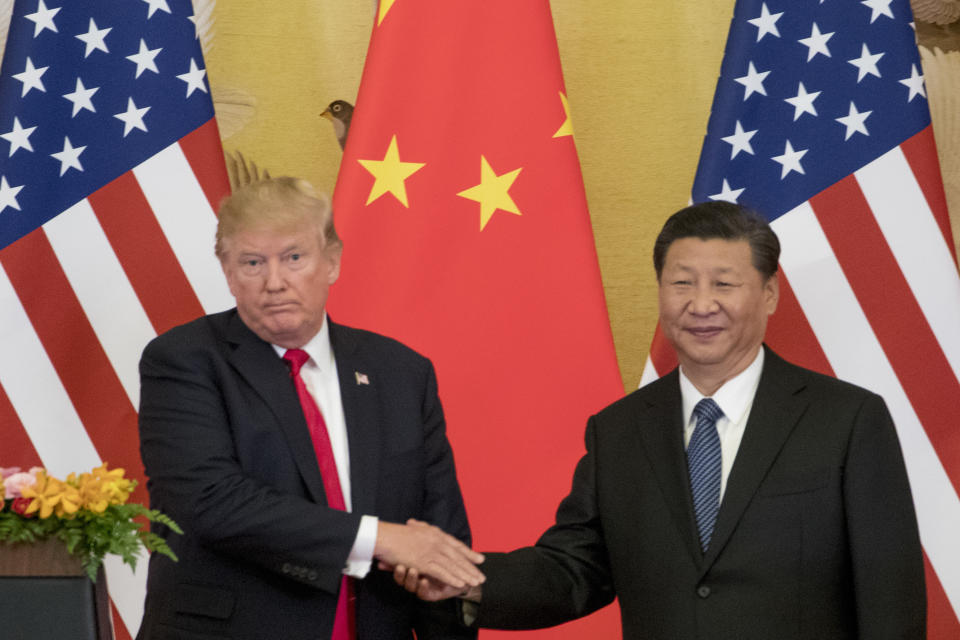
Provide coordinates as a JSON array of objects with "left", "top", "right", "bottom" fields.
[{"left": 687, "top": 398, "right": 724, "bottom": 551}]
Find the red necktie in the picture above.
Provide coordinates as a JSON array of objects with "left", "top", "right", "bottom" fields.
[{"left": 283, "top": 349, "right": 355, "bottom": 640}]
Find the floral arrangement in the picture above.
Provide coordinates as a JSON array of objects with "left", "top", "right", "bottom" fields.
[{"left": 0, "top": 463, "right": 181, "bottom": 581}]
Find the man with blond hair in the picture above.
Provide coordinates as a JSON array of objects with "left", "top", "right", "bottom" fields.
[{"left": 137, "top": 177, "right": 482, "bottom": 640}]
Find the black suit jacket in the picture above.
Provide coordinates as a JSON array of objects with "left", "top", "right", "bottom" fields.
[
  {"left": 479, "top": 347, "right": 925, "bottom": 639},
  {"left": 136, "top": 310, "right": 474, "bottom": 640}
]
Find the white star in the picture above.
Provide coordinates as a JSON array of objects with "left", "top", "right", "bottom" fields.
[
  {"left": 51, "top": 137, "right": 86, "bottom": 176},
  {"left": 114, "top": 97, "right": 150, "bottom": 136},
  {"left": 0, "top": 176, "right": 24, "bottom": 214},
  {"left": 784, "top": 82, "right": 821, "bottom": 121},
  {"left": 862, "top": 0, "right": 894, "bottom": 23},
  {"left": 12, "top": 58, "right": 48, "bottom": 97},
  {"left": 709, "top": 179, "right": 745, "bottom": 203},
  {"left": 848, "top": 44, "right": 883, "bottom": 82},
  {"left": 734, "top": 62, "right": 770, "bottom": 100},
  {"left": 63, "top": 78, "right": 98, "bottom": 117},
  {"left": 75, "top": 18, "right": 111, "bottom": 58},
  {"left": 142, "top": 0, "right": 171, "bottom": 19},
  {"left": 747, "top": 3, "right": 782, "bottom": 42},
  {"left": 772, "top": 140, "right": 808, "bottom": 179},
  {"left": 177, "top": 58, "right": 208, "bottom": 97},
  {"left": 721, "top": 121, "right": 757, "bottom": 159},
  {"left": 126, "top": 39, "right": 162, "bottom": 78},
  {"left": 798, "top": 22, "right": 834, "bottom": 61},
  {"left": 24, "top": 0, "right": 60, "bottom": 37},
  {"left": 899, "top": 64, "right": 926, "bottom": 101},
  {"left": 1, "top": 118, "right": 37, "bottom": 156},
  {"left": 836, "top": 102, "right": 872, "bottom": 140}
]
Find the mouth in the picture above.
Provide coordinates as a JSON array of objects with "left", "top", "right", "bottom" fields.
[
  {"left": 263, "top": 301, "right": 298, "bottom": 312},
  {"left": 685, "top": 326, "right": 724, "bottom": 339}
]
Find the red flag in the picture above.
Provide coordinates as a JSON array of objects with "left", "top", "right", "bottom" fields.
[
  {"left": 329, "top": 1, "right": 623, "bottom": 636},
  {"left": 0, "top": 1, "right": 231, "bottom": 636},
  {"left": 643, "top": 1, "right": 960, "bottom": 635}
]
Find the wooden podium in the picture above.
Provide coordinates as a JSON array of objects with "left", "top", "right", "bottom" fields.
[{"left": 0, "top": 539, "right": 113, "bottom": 640}]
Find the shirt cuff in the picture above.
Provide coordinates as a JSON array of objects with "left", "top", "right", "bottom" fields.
[{"left": 344, "top": 515, "right": 378, "bottom": 578}]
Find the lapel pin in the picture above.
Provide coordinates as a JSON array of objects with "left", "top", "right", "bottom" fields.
[{"left": 355, "top": 371, "right": 370, "bottom": 385}]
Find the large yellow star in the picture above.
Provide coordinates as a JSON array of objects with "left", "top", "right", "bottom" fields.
[
  {"left": 457, "top": 156, "right": 523, "bottom": 231},
  {"left": 553, "top": 91, "right": 574, "bottom": 138},
  {"left": 357, "top": 134, "right": 425, "bottom": 208},
  {"left": 377, "top": 0, "right": 397, "bottom": 26}
]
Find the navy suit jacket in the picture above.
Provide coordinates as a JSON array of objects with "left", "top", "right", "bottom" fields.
[
  {"left": 479, "top": 347, "right": 925, "bottom": 639},
  {"left": 137, "top": 310, "right": 473, "bottom": 640}
]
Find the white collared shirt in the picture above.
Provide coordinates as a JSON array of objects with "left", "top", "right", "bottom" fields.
[
  {"left": 679, "top": 347, "right": 765, "bottom": 500},
  {"left": 272, "top": 316, "right": 377, "bottom": 578}
]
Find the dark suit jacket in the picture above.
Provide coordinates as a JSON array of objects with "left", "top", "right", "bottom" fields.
[
  {"left": 136, "top": 310, "right": 474, "bottom": 640},
  {"left": 479, "top": 347, "right": 925, "bottom": 639}
]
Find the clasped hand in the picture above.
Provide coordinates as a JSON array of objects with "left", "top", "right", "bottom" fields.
[{"left": 374, "top": 518, "right": 484, "bottom": 598}]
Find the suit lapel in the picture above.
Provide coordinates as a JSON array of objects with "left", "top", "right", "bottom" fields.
[
  {"left": 329, "top": 321, "right": 381, "bottom": 516},
  {"left": 635, "top": 372, "right": 705, "bottom": 564},
  {"left": 701, "top": 347, "right": 809, "bottom": 571},
  {"left": 224, "top": 312, "right": 329, "bottom": 505}
]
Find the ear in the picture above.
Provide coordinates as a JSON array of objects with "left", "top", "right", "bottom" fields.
[
  {"left": 764, "top": 272, "right": 780, "bottom": 315},
  {"left": 326, "top": 244, "right": 343, "bottom": 285},
  {"left": 220, "top": 257, "right": 239, "bottom": 298}
]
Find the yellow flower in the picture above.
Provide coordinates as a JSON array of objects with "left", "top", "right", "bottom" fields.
[
  {"left": 21, "top": 470, "right": 63, "bottom": 519},
  {"left": 73, "top": 464, "right": 133, "bottom": 513}
]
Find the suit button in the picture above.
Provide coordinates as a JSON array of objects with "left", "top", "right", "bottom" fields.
[
  {"left": 282, "top": 563, "right": 291, "bottom": 574},
  {"left": 308, "top": 570, "right": 318, "bottom": 581},
  {"left": 697, "top": 585, "right": 711, "bottom": 598}
]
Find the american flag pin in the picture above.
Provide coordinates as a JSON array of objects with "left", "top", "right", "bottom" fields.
[{"left": 355, "top": 371, "right": 370, "bottom": 385}]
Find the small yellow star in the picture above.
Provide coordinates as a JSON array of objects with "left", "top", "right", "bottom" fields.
[
  {"left": 357, "top": 134, "right": 425, "bottom": 208},
  {"left": 553, "top": 92, "right": 574, "bottom": 138},
  {"left": 377, "top": 0, "right": 397, "bottom": 26},
  {"left": 457, "top": 156, "right": 523, "bottom": 231}
]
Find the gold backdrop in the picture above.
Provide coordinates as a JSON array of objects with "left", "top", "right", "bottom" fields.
[{"left": 205, "top": 1, "right": 960, "bottom": 391}]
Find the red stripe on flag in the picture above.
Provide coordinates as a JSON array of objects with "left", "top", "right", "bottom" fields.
[
  {"left": 0, "top": 229, "right": 148, "bottom": 504},
  {"left": 649, "top": 323, "right": 678, "bottom": 376},
  {"left": 89, "top": 173, "right": 205, "bottom": 335},
  {"left": 0, "top": 382, "right": 42, "bottom": 467},
  {"left": 900, "top": 127, "right": 958, "bottom": 261},
  {"left": 925, "top": 552, "right": 960, "bottom": 640},
  {"left": 810, "top": 176, "right": 960, "bottom": 496},
  {"left": 179, "top": 118, "right": 231, "bottom": 213},
  {"left": 111, "top": 602, "right": 133, "bottom": 640},
  {"left": 764, "top": 270, "right": 834, "bottom": 377}
]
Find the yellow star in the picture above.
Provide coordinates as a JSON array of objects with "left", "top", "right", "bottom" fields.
[
  {"left": 377, "top": 0, "right": 397, "bottom": 26},
  {"left": 457, "top": 156, "right": 523, "bottom": 231},
  {"left": 357, "top": 134, "right": 425, "bottom": 208},
  {"left": 553, "top": 91, "right": 574, "bottom": 138}
]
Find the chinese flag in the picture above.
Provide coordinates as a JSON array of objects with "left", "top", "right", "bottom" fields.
[{"left": 329, "top": 0, "right": 623, "bottom": 637}]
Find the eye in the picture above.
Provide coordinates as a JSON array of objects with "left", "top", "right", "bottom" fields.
[{"left": 289, "top": 253, "right": 301, "bottom": 261}]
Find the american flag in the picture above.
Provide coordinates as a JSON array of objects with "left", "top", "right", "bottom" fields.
[
  {"left": 641, "top": 0, "right": 960, "bottom": 635},
  {"left": 0, "top": 0, "right": 231, "bottom": 637}
]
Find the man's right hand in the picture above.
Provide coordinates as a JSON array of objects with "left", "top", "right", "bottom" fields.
[
  {"left": 374, "top": 518, "right": 485, "bottom": 590},
  {"left": 388, "top": 564, "right": 484, "bottom": 602}
]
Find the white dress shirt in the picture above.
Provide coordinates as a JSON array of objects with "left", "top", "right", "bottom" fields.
[
  {"left": 273, "top": 316, "right": 377, "bottom": 578},
  {"left": 679, "top": 347, "right": 765, "bottom": 500}
]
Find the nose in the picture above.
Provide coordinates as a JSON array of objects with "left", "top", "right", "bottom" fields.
[
  {"left": 264, "top": 260, "right": 285, "bottom": 291},
  {"left": 688, "top": 285, "right": 718, "bottom": 316}
]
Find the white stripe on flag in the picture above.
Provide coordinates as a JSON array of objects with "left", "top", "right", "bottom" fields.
[
  {"left": 133, "top": 142, "right": 233, "bottom": 314},
  {"left": 44, "top": 199, "right": 156, "bottom": 408},
  {"left": 0, "top": 264, "right": 101, "bottom": 477},
  {"left": 639, "top": 357, "right": 661, "bottom": 388},
  {"left": 855, "top": 146, "right": 960, "bottom": 386},
  {"left": 104, "top": 552, "right": 148, "bottom": 637},
  {"left": 774, "top": 201, "right": 960, "bottom": 615}
]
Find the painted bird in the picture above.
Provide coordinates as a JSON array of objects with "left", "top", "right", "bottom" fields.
[{"left": 320, "top": 100, "right": 354, "bottom": 150}]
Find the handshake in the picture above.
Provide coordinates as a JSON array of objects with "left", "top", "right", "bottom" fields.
[{"left": 374, "top": 518, "right": 485, "bottom": 603}]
